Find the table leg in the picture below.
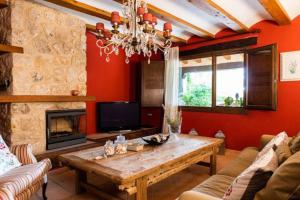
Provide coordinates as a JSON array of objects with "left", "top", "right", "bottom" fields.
[
  {"left": 136, "top": 176, "right": 148, "bottom": 200},
  {"left": 75, "top": 169, "right": 87, "bottom": 194},
  {"left": 210, "top": 147, "right": 217, "bottom": 176}
]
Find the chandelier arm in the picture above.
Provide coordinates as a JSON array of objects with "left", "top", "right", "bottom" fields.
[{"left": 99, "top": 34, "right": 132, "bottom": 56}]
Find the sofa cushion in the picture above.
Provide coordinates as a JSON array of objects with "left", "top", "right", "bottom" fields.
[
  {"left": 274, "top": 143, "right": 292, "bottom": 165},
  {"left": 192, "top": 175, "right": 235, "bottom": 198},
  {"left": 254, "top": 151, "right": 300, "bottom": 200},
  {"left": 0, "top": 159, "right": 51, "bottom": 197},
  {"left": 179, "top": 191, "right": 222, "bottom": 200},
  {"left": 290, "top": 135, "right": 300, "bottom": 154},
  {"left": 223, "top": 148, "right": 278, "bottom": 200},
  {"left": 218, "top": 147, "right": 259, "bottom": 177}
]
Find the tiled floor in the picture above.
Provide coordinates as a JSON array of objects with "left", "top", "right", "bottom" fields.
[{"left": 31, "top": 149, "right": 239, "bottom": 200}]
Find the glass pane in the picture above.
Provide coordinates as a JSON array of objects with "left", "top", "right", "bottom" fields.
[
  {"left": 179, "top": 57, "right": 212, "bottom": 107},
  {"left": 216, "top": 53, "right": 245, "bottom": 107}
]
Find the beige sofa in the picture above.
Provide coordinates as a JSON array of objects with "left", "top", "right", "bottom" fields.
[
  {"left": 179, "top": 135, "right": 300, "bottom": 200},
  {"left": 0, "top": 144, "right": 52, "bottom": 200}
]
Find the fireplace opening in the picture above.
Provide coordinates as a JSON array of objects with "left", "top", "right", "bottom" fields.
[{"left": 46, "top": 109, "right": 87, "bottom": 150}]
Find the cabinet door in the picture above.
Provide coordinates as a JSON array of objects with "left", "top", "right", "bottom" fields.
[
  {"left": 246, "top": 44, "right": 278, "bottom": 110},
  {"left": 141, "top": 61, "right": 165, "bottom": 107}
]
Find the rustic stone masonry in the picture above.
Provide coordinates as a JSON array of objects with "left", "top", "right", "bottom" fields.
[
  {"left": 0, "top": 5, "right": 12, "bottom": 93},
  {"left": 0, "top": 0, "right": 87, "bottom": 154}
]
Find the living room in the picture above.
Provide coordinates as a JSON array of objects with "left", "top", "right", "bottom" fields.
[{"left": 0, "top": 0, "right": 299, "bottom": 200}]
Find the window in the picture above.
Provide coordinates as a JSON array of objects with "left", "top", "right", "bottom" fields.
[
  {"left": 179, "top": 52, "right": 245, "bottom": 112},
  {"left": 216, "top": 53, "right": 245, "bottom": 107},
  {"left": 179, "top": 44, "right": 278, "bottom": 113},
  {"left": 179, "top": 57, "right": 212, "bottom": 107}
]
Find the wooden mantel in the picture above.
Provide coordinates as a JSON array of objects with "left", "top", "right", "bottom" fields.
[
  {"left": 0, "top": 0, "right": 8, "bottom": 9},
  {"left": 0, "top": 95, "right": 96, "bottom": 103},
  {"left": 0, "top": 44, "right": 24, "bottom": 54}
]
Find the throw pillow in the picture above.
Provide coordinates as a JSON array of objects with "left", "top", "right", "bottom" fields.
[
  {"left": 257, "top": 131, "right": 289, "bottom": 159},
  {"left": 0, "top": 135, "right": 21, "bottom": 176},
  {"left": 0, "top": 134, "right": 10, "bottom": 153},
  {"left": 223, "top": 149, "right": 278, "bottom": 200},
  {"left": 290, "top": 135, "right": 300, "bottom": 154},
  {"left": 254, "top": 151, "right": 300, "bottom": 200},
  {"left": 274, "top": 143, "right": 292, "bottom": 165}
]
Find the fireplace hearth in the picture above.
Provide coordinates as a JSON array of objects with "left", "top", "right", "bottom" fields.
[{"left": 46, "top": 109, "right": 87, "bottom": 150}]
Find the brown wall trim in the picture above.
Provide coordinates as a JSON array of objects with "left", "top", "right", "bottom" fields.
[
  {"left": 179, "top": 37, "right": 257, "bottom": 57},
  {"left": 180, "top": 106, "right": 247, "bottom": 115}
]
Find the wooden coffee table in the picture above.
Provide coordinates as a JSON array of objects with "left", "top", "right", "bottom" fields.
[{"left": 59, "top": 135, "right": 222, "bottom": 200}]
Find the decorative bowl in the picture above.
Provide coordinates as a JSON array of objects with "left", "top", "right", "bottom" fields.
[
  {"left": 71, "top": 90, "right": 80, "bottom": 96},
  {"left": 142, "top": 134, "right": 170, "bottom": 146}
]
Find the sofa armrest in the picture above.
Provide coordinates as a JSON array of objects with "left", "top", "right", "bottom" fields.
[
  {"left": 259, "top": 134, "right": 275, "bottom": 150},
  {"left": 179, "top": 191, "right": 222, "bottom": 200},
  {"left": 259, "top": 134, "right": 293, "bottom": 150},
  {"left": 0, "top": 188, "right": 14, "bottom": 200},
  {"left": 10, "top": 144, "right": 37, "bottom": 165}
]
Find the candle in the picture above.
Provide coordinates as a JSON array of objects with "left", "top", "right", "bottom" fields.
[
  {"left": 152, "top": 16, "right": 157, "bottom": 25},
  {"left": 96, "top": 22, "right": 104, "bottom": 31},
  {"left": 164, "top": 22, "right": 172, "bottom": 31},
  {"left": 137, "top": 7, "right": 145, "bottom": 16},
  {"left": 111, "top": 11, "right": 120, "bottom": 24},
  {"left": 143, "top": 13, "right": 152, "bottom": 22}
]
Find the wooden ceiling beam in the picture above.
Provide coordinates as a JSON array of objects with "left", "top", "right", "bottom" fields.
[
  {"left": 44, "top": 0, "right": 112, "bottom": 21},
  {"left": 258, "top": 0, "right": 291, "bottom": 25},
  {"left": 44, "top": 0, "right": 187, "bottom": 43},
  {"left": 205, "top": 0, "right": 249, "bottom": 31},
  {"left": 113, "top": 0, "right": 214, "bottom": 38}
]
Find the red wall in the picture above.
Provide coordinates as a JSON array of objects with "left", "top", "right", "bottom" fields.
[
  {"left": 180, "top": 16, "right": 300, "bottom": 150},
  {"left": 86, "top": 32, "right": 163, "bottom": 133},
  {"left": 86, "top": 17, "right": 300, "bottom": 149},
  {"left": 86, "top": 32, "right": 140, "bottom": 134}
]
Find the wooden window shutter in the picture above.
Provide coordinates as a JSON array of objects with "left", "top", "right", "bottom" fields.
[
  {"left": 246, "top": 44, "right": 278, "bottom": 110},
  {"left": 141, "top": 61, "right": 165, "bottom": 107}
]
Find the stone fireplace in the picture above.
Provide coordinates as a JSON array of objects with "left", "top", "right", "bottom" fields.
[{"left": 0, "top": 0, "right": 87, "bottom": 154}]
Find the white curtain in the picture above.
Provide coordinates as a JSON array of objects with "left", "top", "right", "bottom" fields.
[{"left": 163, "top": 47, "right": 180, "bottom": 133}]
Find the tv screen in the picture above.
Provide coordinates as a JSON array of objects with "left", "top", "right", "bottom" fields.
[{"left": 96, "top": 102, "right": 140, "bottom": 132}]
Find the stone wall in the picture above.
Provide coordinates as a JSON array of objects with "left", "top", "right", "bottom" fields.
[
  {"left": 0, "top": 6, "right": 12, "bottom": 93},
  {"left": 0, "top": 0, "right": 87, "bottom": 154}
]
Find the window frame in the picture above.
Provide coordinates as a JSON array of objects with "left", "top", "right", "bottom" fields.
[{"left": 179, "top": 48, "right": 247, "bottom": 114}]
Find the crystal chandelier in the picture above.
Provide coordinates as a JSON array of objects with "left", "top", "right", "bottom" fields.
[{"left": 95, "top": 0, "right": 173, "bottom": 64}]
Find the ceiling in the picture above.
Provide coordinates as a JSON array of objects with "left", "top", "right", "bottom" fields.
[{"left": 33, "top": 0, "right": 300, "bottom": 43}]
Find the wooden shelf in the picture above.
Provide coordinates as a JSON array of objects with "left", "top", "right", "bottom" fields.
[
  {"left": 0, "top": 95, "right": 96, "bottom": 103},
  {"left": 0, "top": 0, "right": 8, "bottom": 9},
  {"left": 0, "top": 44, "right": 24, "bottom": 54}
]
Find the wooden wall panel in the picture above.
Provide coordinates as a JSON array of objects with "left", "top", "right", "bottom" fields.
[{"left": 141, "top": 61, "right": 165, "bottom": 107}]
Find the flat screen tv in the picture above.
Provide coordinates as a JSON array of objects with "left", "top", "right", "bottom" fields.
[{"left": 96, "top": 102, "right": 140, "bottom": 132}]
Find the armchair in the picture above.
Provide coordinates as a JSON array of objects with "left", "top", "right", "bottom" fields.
[{"left": 0, "top": 144, "right": 51, "bottom": 200}]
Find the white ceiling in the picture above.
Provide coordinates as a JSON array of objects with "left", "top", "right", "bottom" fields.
[
  {"left": 279, "top": 0, "right": 300, "bottom": 19},
  {"left": 34, "top": 0, "right": 300, "bottom": 41}
]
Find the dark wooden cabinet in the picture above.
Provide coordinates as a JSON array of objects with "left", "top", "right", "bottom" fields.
[
  {"left": 246, "top": 44, "right": 278, "bottom": 110},
  {"left": 141, "top": 107, "right": 164, "bottom": 130},
  {"left": 141, "top": 61, "right": 165, "bottom": 107}
]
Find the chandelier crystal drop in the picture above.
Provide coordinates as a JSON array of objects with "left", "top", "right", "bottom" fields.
[{"left": 95, "top": 0, "right": 173, "bottom": 64}]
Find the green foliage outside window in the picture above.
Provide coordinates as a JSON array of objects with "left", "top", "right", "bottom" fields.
[{"left": 180, "top": 74, "right": 212, "bottom": 107}]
